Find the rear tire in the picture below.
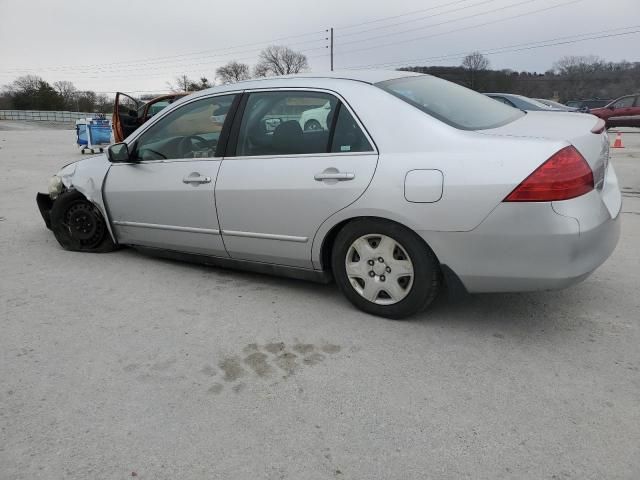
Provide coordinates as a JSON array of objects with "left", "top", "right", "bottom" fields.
[
  {"left": 50, "top": 190, "right": 117, "bottom": 253},
  {"left": 331, "top": 219, "right": 440, "bottom": 319},
  {"left": 304, "top": 119, "right": 322, "bottom": 131}
]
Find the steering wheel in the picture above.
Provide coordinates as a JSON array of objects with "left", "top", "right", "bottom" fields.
[{"left": 177, "top": 135, "right": 211, "bottom": 158}]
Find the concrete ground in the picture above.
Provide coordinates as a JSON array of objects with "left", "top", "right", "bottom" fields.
[{"left": 1, "top": 121, "right": 639, "bottom": 480}]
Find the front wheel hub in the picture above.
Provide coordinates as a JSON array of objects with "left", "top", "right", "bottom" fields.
[{"left": 64, "top": 202, "right": 105, "bottom": 248}]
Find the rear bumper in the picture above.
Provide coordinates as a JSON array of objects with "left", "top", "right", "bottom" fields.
[
  {"left": 422, "top": 167, "right": 622, "bottom": 293},
  {"left": 36, "top": 192, "right": 53, "bottom": 230}
]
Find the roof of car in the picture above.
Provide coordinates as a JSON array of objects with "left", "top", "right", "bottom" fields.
[{"left": 188, "top": 69, "right": 422, "bottom": 98}]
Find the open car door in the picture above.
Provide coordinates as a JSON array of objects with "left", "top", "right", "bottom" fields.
[
  {"left": 139, "top": 93, "right": 188, "bottom": 124},
  {"left": 112, "top": 92, "right": 141, "bottom": 143}
]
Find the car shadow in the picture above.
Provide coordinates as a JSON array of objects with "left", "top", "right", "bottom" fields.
[{"left": 114, "top": 247, "right": 600, "bottom": 340}]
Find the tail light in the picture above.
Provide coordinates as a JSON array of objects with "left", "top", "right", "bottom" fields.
[{"left": 504, "top": 146, "right": 594, "bottom": 202}]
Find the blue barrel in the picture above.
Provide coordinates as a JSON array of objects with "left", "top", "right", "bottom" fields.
[
  {"left": 76, "top": 124, "right": 88, "bottom": 146},
  {"left": 88, "top": 119, "right": 111, "bottom": 145}
]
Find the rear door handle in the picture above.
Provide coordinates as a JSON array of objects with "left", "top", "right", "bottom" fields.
[
  {"left": 183, "top": 173, "right": 211, "bottom": 184},
  {"left": 314, "top": 172, "right": 355, "bottom": 181}
]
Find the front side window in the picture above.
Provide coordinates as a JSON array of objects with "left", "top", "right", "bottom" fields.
[
  {"left": 376, "top": 75, "right": 524, "bottom": 130},
  {"left": 134, "top": 94, "right": 236, "bottom": 161},
  {"left": 613, "top": 96, "right": 634, "bottom": 109}
]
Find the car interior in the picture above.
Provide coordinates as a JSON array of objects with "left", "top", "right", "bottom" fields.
[
  {"left": 235, "top": 92, "right": 372, "bottom": 156},
  {"left": 236, "top": 93, "right": 338, "bottom": 156},
  {"left": 134, "top": 95, "right": 234, "bottom": 161}
]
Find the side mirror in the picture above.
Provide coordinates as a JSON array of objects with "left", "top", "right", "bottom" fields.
[
  {"left": 107, "top": 142, "right": 132, "bottom": 163},
  {"left": 609, "top": 105, "right": 615, "bottom": 110}
]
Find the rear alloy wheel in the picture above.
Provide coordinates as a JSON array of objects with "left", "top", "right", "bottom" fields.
[
  {"left": 345, "top": 234, "right": 414, "bottom": 305},
  {"left": 304, "top": 119, "right": 322, "bottom": 131},
  {"left": 50, "top": 190, "right": 117, "bottom": 252},
  {"left": 332, "top": 219, "right": 440, "bottom": 319}
]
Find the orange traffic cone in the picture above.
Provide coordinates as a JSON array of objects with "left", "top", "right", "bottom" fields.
[{"left": 612, "top": 132, "right": 624, "bottom": 148}]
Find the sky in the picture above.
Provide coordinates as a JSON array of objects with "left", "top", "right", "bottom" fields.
[{"left": 1, "top": 0, "right": 639, "bottom": 96}]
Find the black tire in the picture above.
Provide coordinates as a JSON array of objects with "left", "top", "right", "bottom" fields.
[
  {"left": 49, "top": 190, "right": 117, "bottom": 253},
  {"left": 304, "top": 119, "right": 322, "bottom": 131},
  {"left": 331, "top": 218, "right": 441, "bottom": 319}
]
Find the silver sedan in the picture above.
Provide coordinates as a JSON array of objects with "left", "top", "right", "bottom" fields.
[{"left": 37, "top": 70, "right": 621, "bottom": 319}]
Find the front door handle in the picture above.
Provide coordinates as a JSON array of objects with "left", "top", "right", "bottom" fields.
[
  {"left": 183, "top": 173, "right": 211, "bottom": 184},
  {"left": 314, "top": 171, "right": 355, "bottom": 181}
]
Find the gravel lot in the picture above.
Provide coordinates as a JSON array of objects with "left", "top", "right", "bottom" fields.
[{"left": 1, "top": 121, "right": 639, "bottom": 479}]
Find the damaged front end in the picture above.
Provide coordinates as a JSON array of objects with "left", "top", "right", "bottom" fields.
[
  {"left": 36, "top": 154, "right": 116, "bottom": 242},
  {"left": 36, "top": 192, "right": 54, "bottom": 229}
]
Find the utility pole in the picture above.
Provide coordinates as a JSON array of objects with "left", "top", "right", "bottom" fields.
[{"left": 330, "top": 27, "right": 334, "bottom": 71}]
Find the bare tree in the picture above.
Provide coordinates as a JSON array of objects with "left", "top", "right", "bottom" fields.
[
  {"left": 253, "top": 62, "right": 270, "bottom": 78},
  {"left": 53, "top": 80, "right": 77, "bottom": 109},
  {"left": 553, "top": 55, "right": 605, "bottom": 76},
  {"left": 216, "top": 61, "right": 251, "bottom": 84},
  {"left": 462, "top": 51, "right": 490, "bottom": 72},
  {"left": 5, "top": 75, "right": 42, "bottom": 94},
  {"left": 255, "top": 45, "right": 309, "bottom": 77},
  {"left": 461, "top": 51, "right": 490, "bottom": 89},
  {"left": 166, "top": 75, "right": 212, "bottom": 92}
]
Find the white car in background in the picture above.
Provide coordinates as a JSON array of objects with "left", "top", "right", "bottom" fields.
[{"left": 299, "top": 101, "right": 331, "bottom": 131}]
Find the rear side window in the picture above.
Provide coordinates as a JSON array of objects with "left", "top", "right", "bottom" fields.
[
  {"left": 236, "top": 91, "right": 337, "bottom": 156},
  {"left": 233, "top": 91, "right": 373, "bottom": 157},
  {"left": 376, "top": 75, "right": 524, "bottom": 130}
]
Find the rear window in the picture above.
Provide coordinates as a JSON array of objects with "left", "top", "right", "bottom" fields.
[{"left": 376, "top": 75, "right": 524, "bottom": 130}]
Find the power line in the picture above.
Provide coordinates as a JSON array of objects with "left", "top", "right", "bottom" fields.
[
  {"left": 344, "top": 26, "right": 640, "bottom": 69},
  {"left": 5, "top": 40, "right": 327, "bottom": 78},
  {"left": 1, "top": 29, "right": 327, "bottom": 73},
  {"left": 332, "top": 0, "right": 583, "bottom": 58},
  {"left": 334, "top": 0, "right": 500, "bottom": 39},
  {"left": 334, "top": 0, "right": 475, "bottom": 30},
  {"left": 333, "top": 0, "right": 576, "bottom": 51}
]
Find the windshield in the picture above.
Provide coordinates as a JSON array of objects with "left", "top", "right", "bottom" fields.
[{"left": 376, "top": 75, "right": 524, "bottom": 130}]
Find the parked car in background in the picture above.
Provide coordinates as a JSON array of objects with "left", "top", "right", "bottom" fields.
[
  {"left": 589, "top": 94, "right": 640, "bottom": 128},
  {"left": 112, "top": 92, "right": 188, "bottom": 142},
  {"left": 299, "top": 101, "right": 332, "bottom": 131},
  {"left": 37, "top": 71, "right": 621, "bottom": 319},
  {"left": 566, "top": 98, "right": 611, "bottom": 112},
  {"left": 485, "top": 93, "right": 567, "bottom": 111},
  {"left": 535, "top": 98, "right": 579, "bottom": 112}
]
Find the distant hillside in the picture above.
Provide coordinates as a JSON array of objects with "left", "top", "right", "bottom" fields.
[{"left": 400, "top": 61, "right": 640, "bottom": 101}]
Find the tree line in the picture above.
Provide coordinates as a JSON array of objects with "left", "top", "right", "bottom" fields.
[
  {"left": 404, "top": 53, "right": 640, "bottom": 102},
  {"left": 166, "top": 45, "right": 309, "bottom": 91},
  {"left": 0, "top": 45, "right": 309, "bottom": 112},
  {"left": 2, "top": 47, "right": 638, "bottom": 113},
  {"left": 0, "top": 75, "right": 112, "bottom": 112}
]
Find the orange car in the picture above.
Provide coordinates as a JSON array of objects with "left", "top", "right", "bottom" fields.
[{"left": 112, "top": 92, "right": 188, "bottom": 142}]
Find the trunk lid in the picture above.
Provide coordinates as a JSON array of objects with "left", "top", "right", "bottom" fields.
[{"left": 481, "top": 111, "right": 609, "bottom": 190}]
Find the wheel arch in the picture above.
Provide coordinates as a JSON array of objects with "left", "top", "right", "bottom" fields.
[
  {"left": 316, "top": 214, "right": 468, "bottom": 297},
  {"left": 315, "top": 214, "right": 442, "bottom": 272},
  {"left": 57, "top": 156, "right": 117, "bottom": 244}
]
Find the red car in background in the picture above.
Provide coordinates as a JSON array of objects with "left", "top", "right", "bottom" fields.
[{"left": 590, "top": 94, "right": 640, "bottom": 128}]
